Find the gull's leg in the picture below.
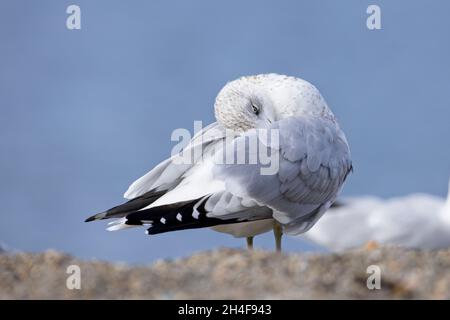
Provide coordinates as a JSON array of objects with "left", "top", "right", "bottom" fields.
[
  {"left": 273, "top": 221, "right": 283, "bottom": 252},
  {"left": 246, "top": 236, "right": 254, "bottom": 250}
]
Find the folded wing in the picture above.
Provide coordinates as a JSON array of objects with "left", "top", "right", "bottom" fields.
[{"left": 86, "top": 116, "right": 351, "bottom": 236}]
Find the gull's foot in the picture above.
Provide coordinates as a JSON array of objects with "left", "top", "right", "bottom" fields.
[
  {"left": 246, "top": 236, "right": 254, "bottom": 250},
  {"left": 273, "top": 221, "right": 283, "bottom": 252}
]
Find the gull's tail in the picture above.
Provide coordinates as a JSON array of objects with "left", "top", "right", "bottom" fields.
[
  {"left": 90, "top": 196, "right": 247, "bottom": 234},
  {"left": 86, "top": 192, "right": 251, "bottom": 234}
]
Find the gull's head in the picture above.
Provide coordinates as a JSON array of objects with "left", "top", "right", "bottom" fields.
[
  {"left": 214, "top": 76, "right": 276, "bottom": 132},
  {"left": 214, "top": 74, "right": 334, "bottom": 132}
]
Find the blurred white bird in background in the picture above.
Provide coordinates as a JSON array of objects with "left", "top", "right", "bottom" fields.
[{"left": 303, "top": 178, "right": 450, "bottom": 251}]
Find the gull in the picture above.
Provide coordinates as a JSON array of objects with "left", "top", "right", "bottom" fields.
[
  {"left": 303, "top": 178, "right": 450, "bottom": 251},
  {"left": 85, "top": 74, "right": 352, "bottom": 251}
]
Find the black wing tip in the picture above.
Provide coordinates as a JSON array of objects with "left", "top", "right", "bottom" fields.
[
  {"left": 84, "top": 212, "right": 106, "bottom": 222},
  {"left": 84, "top": 216, "right": 96, "bottom": 222},
  {"left": 84, "top": 189, "right": 167, "bottom": 224}
]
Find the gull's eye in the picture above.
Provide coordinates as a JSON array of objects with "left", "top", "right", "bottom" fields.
[{"left": 251, "top": 104, "right": 260, "bottom": 115}]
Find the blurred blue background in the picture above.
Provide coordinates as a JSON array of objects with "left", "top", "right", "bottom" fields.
[{"left": 0, "top": 0, "right": 449, "bottom": 263}]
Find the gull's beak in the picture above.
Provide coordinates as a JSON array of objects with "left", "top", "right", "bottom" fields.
[
  {"left": 256, "top": 108, "right": 275, "bottom": 128},
  {"left": 256, "top": 116, "right": 272, "bottom": 129}
]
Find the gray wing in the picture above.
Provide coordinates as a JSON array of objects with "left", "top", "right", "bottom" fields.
[
  {"left": 86, "top": 122, "right": 229, "bottom": 222},
  {"left": 212, "top": 115, "right": 352, "bottom": 235},
  {"left": 88, "top": 116, "right": 351, "bottom": 236},
  {"left": 124, "top": 122, "right": 226, "bottom": 199}
]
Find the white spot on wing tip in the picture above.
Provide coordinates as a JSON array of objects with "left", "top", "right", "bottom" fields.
[
  {"left": 107, "top": 217, "right": 127, "bottom": 226},
  {"left": 106, "top": 217, "right": 133, "bottom": 231},
  {"left": 192, "top": 209, "right": 200, "bottom": 219},
  {"left": 160, "top": 217, "right": 166, "bottom": 224},
  {"left": 176, "top": 213, "right": 182, "bottom": 222}
]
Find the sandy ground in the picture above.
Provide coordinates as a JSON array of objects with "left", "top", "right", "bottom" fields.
[{"left": 1, "top": 245, "right": 450, "bottom": 299}]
